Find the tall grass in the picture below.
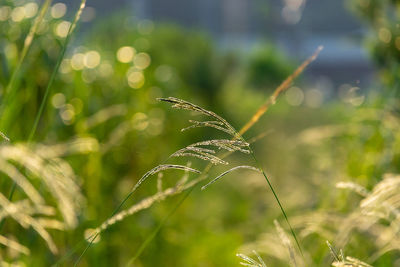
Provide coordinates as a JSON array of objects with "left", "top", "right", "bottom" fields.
[
  {"left": 238, "top": 100, "right": 400, "bottom": 266},
  {"left": 5, "top": 2, "right": 396, "bottom": 266},
  {"left": 0, "top": 138, "right": 97, "bottom": 257},
  {"left": 27, "top": 0, "right": 86, "bottom": 142},
  {"left": 0, "top": 0, "right": 52, "bottom": 124},
  {"left": 70, "top": 47, "right": 323, "bottom": 265},
  {"left": 0, "top": 0, "right": 86, "bottom": 211},
  {"left": 0, "top": 0, "right": 87, "bottom": 261}
]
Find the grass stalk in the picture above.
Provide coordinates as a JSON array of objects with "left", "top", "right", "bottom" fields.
[
  {"left": 0, "top": 0, "right": 52, "bottom": 121},
  {"left": 28, "top": 0, "right": 86, "bottom": 142},
  {"left": 68, "top": 46, "right": 322, "bottom": 265},
  {"left": 0, "top": 0, "right": 87, "bottom": 232},
  {"left": 250, "top": 152, "right": 304, "bottom": 257},
  {"left": 127, "top": 186, "right": 195, "bottom": 265},
  {"left": 239, "top": 46, "right": 323, "bottom": 136}
]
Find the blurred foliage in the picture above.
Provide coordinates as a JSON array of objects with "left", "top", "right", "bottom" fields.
[
  {"left": 246, "top": 44, "right": 292, "bottom": 90},
  {"left": 0, "top": 0, "right": 295, "bottom": 266},
  {"left": 349, "top": 0, "right": 400, "bottom": 94},
  {"left": 2, "top": 0, "right": 400, "bottom": 266}
]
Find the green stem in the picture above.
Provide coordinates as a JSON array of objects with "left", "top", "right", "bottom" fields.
[
  {"left": 28, "top": 0, "right": 86, "bottom": 141},
  {"left": 249, "top": 151, "right": 304, "bottom": 258},
  {"left": 0, "top": 0, "right": 87, "bottom": 233},
  {"left": 128, "top": 186, "right": 194, "bottom": 265},
  {"left": 0, "top": 0, "right": 52, "bottom": 121},
  {"left": 73, "top": 157, "right": 173, "bottom": 266},
  {"left": 72, "top": 185, "right": 139, "bottom": 266}
]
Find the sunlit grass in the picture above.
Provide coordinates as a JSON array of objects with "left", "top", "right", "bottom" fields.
[{"left": 0, "top": 1, "right": 399, "bottom": 266}]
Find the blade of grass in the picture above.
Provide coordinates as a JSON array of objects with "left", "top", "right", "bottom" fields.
[
  {"left": 0, "top": 0, "right": 52, "bottom": 114},
  {"left": 52, "top": 239, "right": 88, "bottom": 267},
  {"left": 71, "top": 165, "right": 211, "bottom": 266},
  {"left": 127, "top": 185, "right": 195, "bottom": 265},
  {"left": 231, "top": 47, "right": 326, "bottom": 256},
  {"left": 250, "top": 151, "right": 304, "bottom": 257},
  {"left": 65, "top": 47, "right": 322, "bottom": 265},
  {"left": 122, "top": 47, "right": 323, "bottom": 261},
  {"left": 239, "top": 46, "right": 323, "bottom": 136},
  {"left": 72, "top": 181, "right": 149, "bottom": 266},
  {"left": 28, "top": 0, "right": 86, "bottom": 142},
  {"left": 0, "top": 0, "right": 87, "bottom": 232}
]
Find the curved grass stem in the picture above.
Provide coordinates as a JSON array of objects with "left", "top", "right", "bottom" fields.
[
  {"left": 249, "top": 151, "right": 304, "bottom": 257},
  {"left": 0, "top": 0, "right": 87, "bottom": 233},
  {"left": 63, "top": 46, "right": 322, "bottom": 265}
]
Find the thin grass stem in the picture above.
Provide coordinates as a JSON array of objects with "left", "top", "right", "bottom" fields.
[
  {"left": 239, "top": 46, "right": 323, "bottom": 136},
  {"left": 0, "top": 0, "right": 87, "bottom": 233},
  {"left": 0, "top": 0, "right": 52, "bottom": 114},
  {"left": 28, "top": 0, "right": 86, "bottom": 142},
  {"left": 250, "top": 151, "right": 304, "bottom": 257},
  {"left": 127, "top": 185, "right": 195, "bottom": 265},
  {"left": 61, "top": 46, "right": 322, "bottom": 265}
]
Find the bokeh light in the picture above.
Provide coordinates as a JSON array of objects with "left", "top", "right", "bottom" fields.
[
  {"left": 60, "top": 104, "right": 75, "bottom": 125},
  {"left": 285, "top": 86, "right": 304, "bottom": 106},
  {"left": 84, "top": 51, "right": 101, "bottom": 69},
  {"left": 0, "top": 6, "right": 11, "bottom": 21},
  {"left": 51, "top": 3, "right": 67, "bottom": 19},
  {"left": 133, "top": 52, "right": 151, "bottom": 70},
  {"left": 116, "top": 46, "right": 136, "bottom": 63},
  {"left": 132, "top": 112, "right": 149, "bottom": 130},
  {"left": 1, "top": 1, "right": 398, "bottom": 266},
  {"left": 51, "top": 93, "right": 66, "bottom": 109},
  {"left": 11, "top": 6, "right": 25, "bottom": 22},
  {"left": 127, "top": 70, "right": 145, "bottom": 89},
  {"left": 71, "top": 53, "right": 85, "bottom": 70},
  {"left": 81, "top": 6, "right": 96, "bottom": 22},
  {"left": 60, "top": 59, "right": 72, "bottom": 74},
  {"left": 24, "top": 2, "right": 38, "bottom": 18},
  {"left": 304, "top": 88, "right": 323, "bottom": 108},
  {"left": 55, "top": 21, "right": 71, "bottom": 38}
]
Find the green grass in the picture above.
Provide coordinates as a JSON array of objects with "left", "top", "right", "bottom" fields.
[{"left": 1, "top": 1, "right": 400, "bottom": 266}]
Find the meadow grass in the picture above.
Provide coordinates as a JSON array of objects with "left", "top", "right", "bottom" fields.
[
  {"left": 0, "top": 0, "right": 86, "bottom": 214},
  {"left": 2, "top": 2, "right": 393, "bottom": 266},
  {"left": 70, "top": 46, "right": 323, "bottom": 265},
  {"left": 0, "top": 0, "right": 87, "bottom": 259},
  {"left": 0, "top": 0, "right": 52, "bottom": 123}
]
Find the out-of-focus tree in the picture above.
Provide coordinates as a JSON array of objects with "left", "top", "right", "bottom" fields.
[
  {"left": 349, "top": 0, "right": 400, "bottom": 94},
  {"left": 246, "top": 44, "right": 293, "bottom": 90}
]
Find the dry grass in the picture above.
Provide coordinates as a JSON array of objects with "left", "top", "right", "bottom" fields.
[{"left": 0, "top": 138, "right": 97, "bottom": 255}]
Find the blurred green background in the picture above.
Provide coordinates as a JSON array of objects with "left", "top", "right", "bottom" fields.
[{"left": 1, "top": 0, "right": 400, "bottom": 266}]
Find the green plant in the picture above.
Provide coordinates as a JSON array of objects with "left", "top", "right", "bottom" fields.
[
  {"left": 68, "top": 47, "right": 322, "bottom": 265},
  {"left": 349, "top": 0, "right": 400, "bottom": 94},
  {"left": 0, "top": 0, "right": 87, "bottom": 264},
  {"left": 7, "top": 1, "right": 400, "bottom": 266}
]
